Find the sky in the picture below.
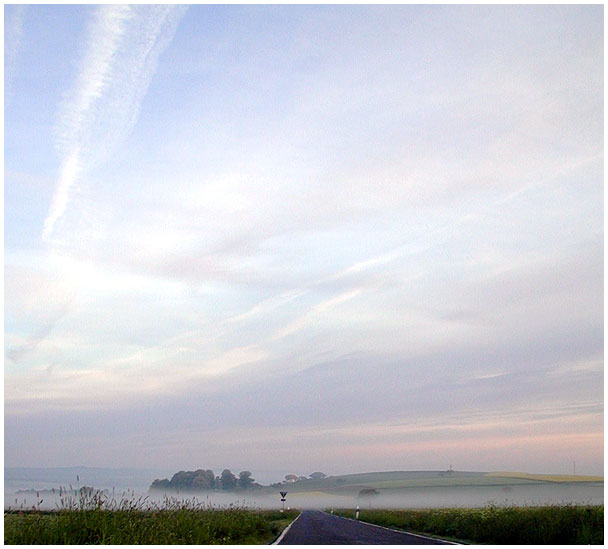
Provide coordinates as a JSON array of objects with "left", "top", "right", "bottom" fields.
[{"left": 4, "top": 5, "right": 604, "bottom": 478}]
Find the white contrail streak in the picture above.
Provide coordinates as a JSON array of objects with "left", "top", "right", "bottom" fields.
[
  {"left": 5, "top": 5, "right": 27, "bottom": 106},
  {"left": 43, "top": 148, "right": 82, "bottom": 239},
  {"left": 43, "top": 5, "right": 187, "bottom": 240},
  {"left": 44, "top": 5, "right": 131, "bottom": 240},
  {"left": 56, "top": 5, "right": 132, "bottom": 152}
]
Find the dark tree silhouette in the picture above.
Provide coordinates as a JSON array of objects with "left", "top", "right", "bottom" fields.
[
  {"left": 309, "top": 472, "right": 327, "bottom": 479},
  {"left": 238, "top": 471, "right": 254, "bottom": 490},
  {"left": 220, "top": 469, "right": 237, "bottom": 491}
]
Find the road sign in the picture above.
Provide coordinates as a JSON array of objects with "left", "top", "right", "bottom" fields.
[{"left": 280, "top": 491, "right": 287, "bottom": 498}]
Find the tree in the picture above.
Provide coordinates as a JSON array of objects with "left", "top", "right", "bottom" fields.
[
  {"left": 150, "top": 478, "right": 170, "bottom": 490},
  {"left": 170, "top": 470, "right": 199, "bottom": 489},
  {"left": 358, "top": 488, "right": 379, "bottom": 508},
  {"left": 309, "top": 472, "right": 327, "bottom": 480},
  {"left": 220, "top": 469, "right": 237, "bottom": 491},
  {"left": 284, "top": 474, "right": 298, "bottom": 482},
  {"left": 193, "top": 469, "right": 215, "bottom": 490},
  {"left": 238, "top": 471, "right": 254, "bottom": 490}
]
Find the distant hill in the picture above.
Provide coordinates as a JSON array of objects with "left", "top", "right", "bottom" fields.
[
  {"left": 5, "top": 466, "right": 173, "bottom": 491},
  {"left": 274, "top": 470, "right": 604, "bottom": 494},
  {"left": 487, "top": 471, "right": 604, "bottom": 483},
  {"left": 7, "top": 467, "right": 602, "bottom": 495}
]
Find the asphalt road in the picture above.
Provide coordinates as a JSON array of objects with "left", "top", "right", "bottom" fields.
[{"left": 275, "top": 510, "right": 454, "bottom": 545}]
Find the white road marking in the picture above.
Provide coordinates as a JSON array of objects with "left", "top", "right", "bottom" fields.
[
  {"left": 322, "top": 511, "right": 461, "bottom": 544},
  {"left": 272, "top": 512, "right": 303, "bottom": 545}
]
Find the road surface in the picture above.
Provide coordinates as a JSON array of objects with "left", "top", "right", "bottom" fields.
[{"left": 275, "top": 510, "right": 455, "bottom": 545}]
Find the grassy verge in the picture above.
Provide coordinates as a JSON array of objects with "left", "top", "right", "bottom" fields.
[
  {"left": 5, "top": 507, "right": 299, "bottom": 544},
  {"left": 333, "top": 505, "right": 603, "bottom": 544}
]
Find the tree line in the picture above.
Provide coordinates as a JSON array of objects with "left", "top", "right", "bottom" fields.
[
  {"left": 150, "top": 469, "right": 257, "bottom": 492},
  {"left": 150, "top": 470, "right": 328, "bottom": 492}
]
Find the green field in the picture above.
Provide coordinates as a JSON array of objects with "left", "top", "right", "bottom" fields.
[
  {"left": 4, "top": 507, "right": 299, "bottom": 545},
  {"left": 486, "top": 471, "right": 604, "bottom": 483},
  {"left": 334, "top": 505, "right": 604, "bottom": 545},
  {"left": 281, "top": 470, "right": 603, "bottom": 494},
  {"left": 6, "top": 469, "right": 602, "bottom": 543}
]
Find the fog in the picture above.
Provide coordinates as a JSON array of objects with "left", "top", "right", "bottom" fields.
[{"left": 6, "top": 483, "right": 603, "bottom": 513}]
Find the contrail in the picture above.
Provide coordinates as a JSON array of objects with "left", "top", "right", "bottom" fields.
[
  {"left": 43, "top": 5, "right": 187, "bottom": 240},
  {"left": 4, "top": 5, "right": 27, "bottom": 106}
]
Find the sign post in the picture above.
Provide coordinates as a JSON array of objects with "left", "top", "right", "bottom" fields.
[{"left": 280, "top": 491, "right": 288, "bottom": 513}]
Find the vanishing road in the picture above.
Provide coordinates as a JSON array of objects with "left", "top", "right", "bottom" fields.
[{"left": 275, "top": 510, "right": 455, "bottom": 545}]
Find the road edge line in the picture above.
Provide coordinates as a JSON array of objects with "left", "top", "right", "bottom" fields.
[
  {"left": 321, "top": 511, "right": 461, "bottom": 545},
  {"left": 271, "top": 511, "right": 302, "bottom": 545}
]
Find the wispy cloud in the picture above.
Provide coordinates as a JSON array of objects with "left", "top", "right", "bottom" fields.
[
  {"left": 5, "top": 6, "right": 602, "bottom": 474},
  {"left": 272, "top": 288, "right": 363, "bottom": 340},
  {"left": 4, "top": 262, "right": 76, "bottom": 364},
  {"left": 44, "top": 148, "right": 83, "bottom": 241},
  {"left": 5, "top": 307, "right": 69, "bottom": 364},
  {"left": 4, "top": 5, "right": 27, "bottom": 106},
  {"left": 43, "top": 5, "right": 187, "bottom": 240}
]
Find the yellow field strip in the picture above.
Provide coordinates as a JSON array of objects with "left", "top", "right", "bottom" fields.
[{"left": 486, "top": 472, "right": 603, "bottom": 483}]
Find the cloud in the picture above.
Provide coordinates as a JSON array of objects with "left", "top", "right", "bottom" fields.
[
  {"left": 4, "top": 5, "right": 27, "bottom": 105},
  {"left": 5, "top": 6, "right": 602, "bottom": 475},
  {"left": 272, "top": 288, "right": 363, "bottom": 341},
  {"left": 5, "top": 263, "right": 75, "bottom": 363},
  {"left": 43, "top": 148, "right": 82, "bottom": 240},
  {"left": 5, "top": 310, "right": 69, "bottom": 364},
  {"left": 5, "top": 349, "right": 603, "bottom": 472},
  {"left": 43, "top": 5, "right": 187, "bottom": 240}
]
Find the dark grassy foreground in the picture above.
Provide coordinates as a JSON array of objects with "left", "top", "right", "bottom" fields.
[
  {"left": 334, "top": 505, "right": 603, "bottom": 544},
  {"left": 5, "top": 505, "right": 299, "bottom": 544}
]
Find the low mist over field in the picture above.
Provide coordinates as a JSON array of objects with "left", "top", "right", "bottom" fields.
[
  {"left": 5, "top": 468, "right": 603, "bottom": 511},
  {"left": 4, "top": 5, "right": 603, "bottom": 480}
]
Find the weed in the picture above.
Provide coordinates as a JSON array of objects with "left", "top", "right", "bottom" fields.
[
  {"left": 333, "top": 504, "right": 603, "bottom": 544},
  {"left": 4, "top": 488, "right": 299, "bottom": 544}
]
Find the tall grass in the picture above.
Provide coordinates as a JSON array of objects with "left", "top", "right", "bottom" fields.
[
  {"left": 5, "top": 490, "right": 298, "bottom": 544},
  {"left": 334, "top": 504, "right": 603, "bottom": 544}
]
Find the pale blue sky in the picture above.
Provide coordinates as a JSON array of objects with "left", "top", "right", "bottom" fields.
[{"left": 4, "top": 5, "right": 603, "bottom": 476}]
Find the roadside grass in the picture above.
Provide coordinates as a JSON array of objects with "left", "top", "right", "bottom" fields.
[
  {"left": 333, "top": 504, "right": 603, "bottom": 545},
  {"left": 4, "top": 494, "right": 299, "bottom": 545}
]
